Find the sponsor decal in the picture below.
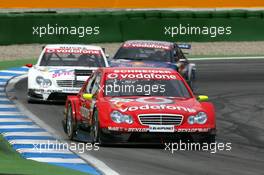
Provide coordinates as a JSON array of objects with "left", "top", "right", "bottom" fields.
[
  {"left": 123, "top": 43, "right": 170, "bottom": 50},
  {"left": 107, "top": 126, "right": 211, "bottom": 133},
  {"left": 149, "top": 125, "right": 174, "bottom": 132},
  {"left": 127, "top": 128, "right": 148, "bottom": 132},
  {"left": 110, "top": 98, "right": 134, "bottom": 108},
  {"left": 135, "top": 97, "right": 173, "bottom": 104},
  {"left": 45, "top": 48, "right": 101, "bottom": 55},
  {"left": 62, "top": 88, "right": 80, "bottom": 92},
  {"left": 110, "top": 69, "right": 176, "bottom": 80},
  {"left": 114, "top": 69, "right": 172, "bottom": 73},
  {"left": 33, "top": 88, "right": 79, "bottom": 93},
  {"left": 176, "top": 128, "right": 211, "bottom": 132},
  {"left": 107, "top": 126, "right": 120, "bottom": 131},
  {"left": 109, "top": 97, "right": 196, "bottom": 112},
  {"left": 80, "top": 106, "right": 90, "bottom": 119},
  {"left": 110, "top": 98, "right": 134, "bottom": 104},
  {"left": 107, "top": 126, "right": 148, "bottom": 132},
  {"left": 110, "top": 97, "right": 173, "bottom": 106},
  {"left": 51, "top": 69, "right": 74, "bottom": 78},
  {"left": 119, "top": 104, "right": 196, "bottom": 113},
  {"left": 107, "top": 72, "right": 177, "bottom": 80},
  {"left": 32, "top": 89, "right": 63, "bottom": 93}
]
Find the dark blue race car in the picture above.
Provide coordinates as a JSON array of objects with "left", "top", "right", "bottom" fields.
[{"left": 110, "top": 40, "right": 196, "bottom": 89}]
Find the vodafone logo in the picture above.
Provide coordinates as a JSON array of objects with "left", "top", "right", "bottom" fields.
[
  {"left": 119, "top": 104, "right": 196, "bottom": 113},
  {"left": 110, "top": 98, "right": 134, "bottom": 104},
  {"left": 107, "top": 73, "right": 177, "bottom": 80},
  {"left": 135, "top": 97, "right": 173, "bottom": 104},
  {"left": 110, "top": 97, "right": 196, "bottom": 113},
  {"left": 123, "top": 43, "right": 170, "bottom": 50},
  {"left": 110, "top": 97, "right": 173, "bottom": 105},
  {"left": 45, "top": 48, "right": 100, "bottom": 55},
  {"left": 107, "top": 73, "right": 119, "bottom": 79}
]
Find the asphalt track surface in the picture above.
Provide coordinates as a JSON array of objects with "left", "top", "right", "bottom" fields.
[{"left": 14, "top": 59, "right": 264, "bottom": 175}]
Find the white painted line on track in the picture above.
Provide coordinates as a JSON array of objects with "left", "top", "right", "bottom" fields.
[
  {"left": 0, "top": 104, "right": 16, "bottom": 108},
  {"left": 0, "top": 76, "right": 13, "bottom": 79},
  {"left": 0, "top": 70, "right": 27, "bottom": 74},
  {"left": 0, "top": 112, "right": 23, "bottom": 115},
  {"left": 0, "top": 125, "right": 40, "bottom": 129},
  {"left": 0, "top": 82, "right": 6, "bottom": 86},
  {"left": 0, "top": 98, "right": 11, "bottom": 101},
  {"left": 9, "top": 139, "right": 57, "bottom": 145},
  {"left": 3, "top": 132, "right": 52, "bottom": 137},
  {"left": 0, "top": 118, "right": 31, "bottom": 122},
  {"left": 17, "top": 148, "right": 72, "bottom": 154},
  {"left": 27, "top": 158, "right": 86, "bottom": 164}
]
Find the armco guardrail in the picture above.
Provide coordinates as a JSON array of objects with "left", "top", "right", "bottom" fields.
[{"left": 0, "top": 10, "right": 264, "bottom": 44}]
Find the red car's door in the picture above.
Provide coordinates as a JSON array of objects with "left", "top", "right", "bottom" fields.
[
  {"left": 79, "top": 74, "right": 96, "bottom": 123},
  {"left": 79, "top": 72, "right": 102, "bottom": 125}
]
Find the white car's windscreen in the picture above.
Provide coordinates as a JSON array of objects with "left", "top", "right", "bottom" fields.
[{"left": 39, "top": 50, "right": 106, "bottom": 67}]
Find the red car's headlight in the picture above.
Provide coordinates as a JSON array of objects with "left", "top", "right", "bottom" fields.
[
  {"left": 110, "top": 110, "right": 133, "bottom": 124},
  {"left": 188, "top": 112, "right": 207, "bottom": 125}
]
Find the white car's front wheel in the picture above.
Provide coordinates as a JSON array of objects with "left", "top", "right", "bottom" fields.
[{"left": 27, "top": 91, "right": 36, "bottom": 103}]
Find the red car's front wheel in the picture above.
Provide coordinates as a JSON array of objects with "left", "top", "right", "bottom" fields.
[
  {"left": 90, "top": 110, "right": 104, "bottom": 144},
  {"left": 66, "top": 104, "right": 76, "bottom": 140}
]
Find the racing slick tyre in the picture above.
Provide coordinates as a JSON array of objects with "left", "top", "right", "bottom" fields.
[
  {"left": 66, "top": 104, "right": 77, "bottom": 140},
  {"left": 188, "top": 69, "right": 196, "bottom": 91},
  {"left": 27, "top": 97, "right": 35, "bottom": 104},
  {"left": 27, "top": 90, "right": 41, "bottom": 104},
  {"left": 27, "top": 94, "right": 37, "bottom": 104},
  {"left": 90, "top": 110, "right": 105, "bottom": 145}
]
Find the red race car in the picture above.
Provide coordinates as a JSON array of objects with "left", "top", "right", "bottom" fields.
[{"left": 62, "top": 67, "right": 216, "bottom": 144}]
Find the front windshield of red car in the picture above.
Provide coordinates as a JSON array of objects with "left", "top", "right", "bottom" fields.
[{"left": 104, "top": 79, "right": 191, "bottom": 98}]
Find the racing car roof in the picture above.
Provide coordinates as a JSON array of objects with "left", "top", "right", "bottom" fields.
[
  {"left": 102, "top": 67, "right": 176, "bottom": 72},
  {"left": 122, "top": 40, "right": 173, "bottom": 50},
  {"left": 124, "top": 40, "right": 173, "bottom": 46},
  {"left": 44, "top": 44, "right": 102, "bottom": 51}
]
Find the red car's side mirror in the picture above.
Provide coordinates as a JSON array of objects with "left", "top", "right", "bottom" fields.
[{"left": 25, "top": 63, "right": 33, "bottom": 68}]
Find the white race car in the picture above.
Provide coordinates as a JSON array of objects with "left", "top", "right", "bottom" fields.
[{"left": 27, "top": 44, "right": 109, "bottom": 102}]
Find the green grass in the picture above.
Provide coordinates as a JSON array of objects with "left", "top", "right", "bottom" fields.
[
  {"left": 0, "top": 135, "right": 91, "bottom": 175},
  {"left": 0, "top": 58, "right": 36, "bottom": 70},
  {"left": 188, "top": 54, "right": 264, "bottom": 58}
]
